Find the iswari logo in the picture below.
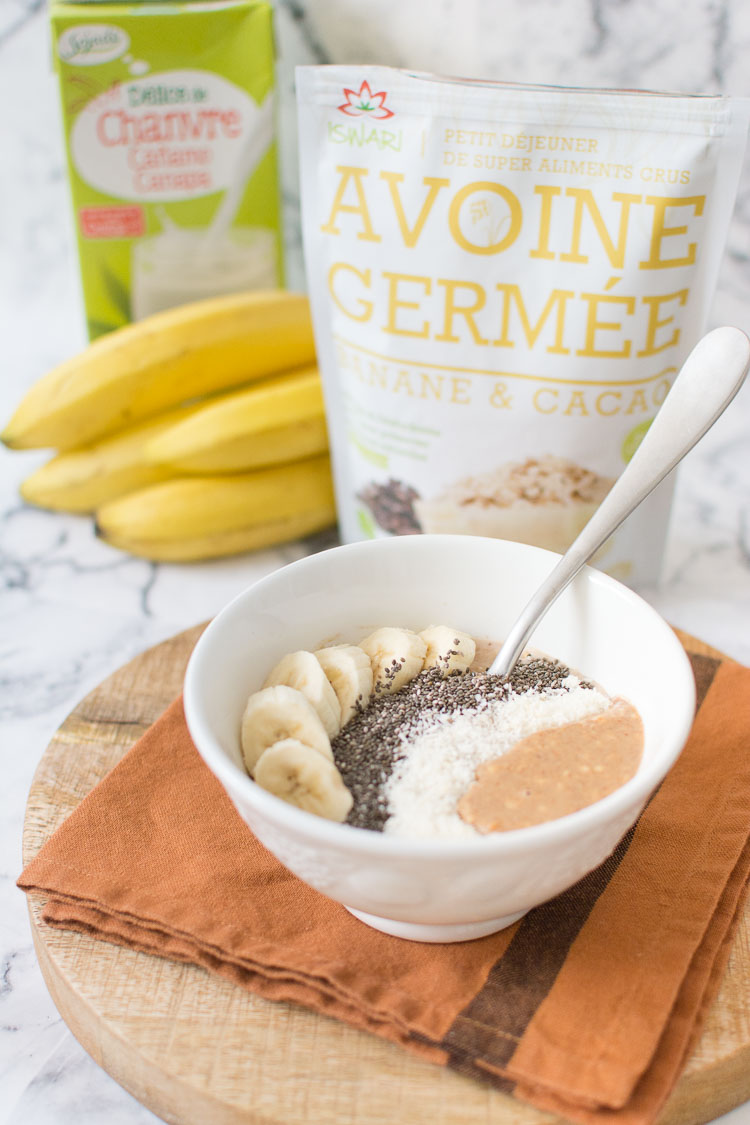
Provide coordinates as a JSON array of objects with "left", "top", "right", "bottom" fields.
[
  {"left": 338, "top": 81, "right": 394, "bottom": 120},
  {"left": 58, "top": 24, "right": 130, "bottom": 66}
]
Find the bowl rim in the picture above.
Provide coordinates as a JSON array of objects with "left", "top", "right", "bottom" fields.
[{"left": 183, "top": 535, "right": 696, "bottom": 858}]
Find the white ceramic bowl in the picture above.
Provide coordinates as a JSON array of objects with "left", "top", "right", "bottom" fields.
[{"left": 184, "top": 535, "right": 695, "bottom": 943}]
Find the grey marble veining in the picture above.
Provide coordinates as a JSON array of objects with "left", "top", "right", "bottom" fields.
[{"left": 2, "top": 1, "right": 750, "bottom": 1122}]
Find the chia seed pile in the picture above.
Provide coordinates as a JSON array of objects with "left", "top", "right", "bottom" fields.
[{"left": 332, "top": 656, "right": 593, "bottom": 833}]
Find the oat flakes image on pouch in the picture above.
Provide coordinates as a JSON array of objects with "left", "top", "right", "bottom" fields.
[{"left": 413, "top": 456, "right": 614, "bottom": 555}]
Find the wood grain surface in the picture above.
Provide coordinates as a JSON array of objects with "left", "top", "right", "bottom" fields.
[{"left": 21, "top": 626, "right": 750, "bottom": 1125}]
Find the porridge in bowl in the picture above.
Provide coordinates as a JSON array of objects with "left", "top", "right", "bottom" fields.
[{"left": 240, "top": 626, "right": 644, "bottom": 839}]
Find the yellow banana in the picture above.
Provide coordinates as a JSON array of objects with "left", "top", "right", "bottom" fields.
[
  {"left": 147, "top": 365, "right": 329, "bottom": 474},
  {"left": 19, "top": 367, "right": 327, "bottom": 511},
  {"left": 19, "top": 401, "right": 204, "bottom": 513},
  {"left": 94, "top": 455, "right": 336, "bottom": 562},
  {"left": 1, "top": 290, "right": 315, "bottom": 452}
]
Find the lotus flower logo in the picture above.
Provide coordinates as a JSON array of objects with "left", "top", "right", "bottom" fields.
[{"left": 338, "top": 80, "right": 394, "bottom": 119}]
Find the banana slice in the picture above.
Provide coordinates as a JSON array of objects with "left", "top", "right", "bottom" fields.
[
  {"left": 254, "top": 738, "right": 353, "bottom": 821},
  {"left": 359, "top": 627, "right": 426, "bottom": 695},
  {"left": 315, "top": 644, "right": 374, "bottom": 726},
  {"left": 419, "top": 625, "right": 476, "bottom": 676},
  {"left": 240, "top": 684, "right": 332, "bottom": 775},
  {"left": 263, "top": 650, "right": 342, "bottom": 737}
]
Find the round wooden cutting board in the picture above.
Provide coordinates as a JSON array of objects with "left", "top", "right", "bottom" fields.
[{"left": 22, "top": 626, "right": 750, "bottom": 1125}]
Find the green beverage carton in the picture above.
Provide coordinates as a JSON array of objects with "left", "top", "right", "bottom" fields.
[{"left": 50, "top": 0, "right": 282, "bottom": 338}]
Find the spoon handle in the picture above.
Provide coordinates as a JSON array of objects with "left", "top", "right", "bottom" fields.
[{"left": 489, "top": 326, "right": 750, "bottom": 678}]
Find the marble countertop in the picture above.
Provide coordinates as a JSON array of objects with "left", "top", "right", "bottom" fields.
[{"left": 2, "top": 0, "right": 750, "bottom": 1122}]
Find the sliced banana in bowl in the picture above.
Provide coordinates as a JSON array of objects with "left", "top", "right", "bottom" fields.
[
  {"left": 359, "top": 627, "right": 427, "bottom": 694},
  {"left": 315, "top": 644, "right": 373, "bottom": 724},
  {"left": 254, "top": 738, "right": 353, "bottom": 821},
  {"left": 420, "top": 625, "right": 476, "bottom": 675},
  {"left": 263, "top": 650, "right": 342, "bottom": 737},
  {"left": 240, "top": 684, "right": 332, "bottom": 775}
]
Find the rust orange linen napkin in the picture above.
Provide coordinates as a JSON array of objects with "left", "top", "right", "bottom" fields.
[{"left": 19, "top": 647, "right": 750, "bottom": 1125}]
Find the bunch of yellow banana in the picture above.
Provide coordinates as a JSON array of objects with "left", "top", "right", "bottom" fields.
[{"left": 1, "top": 290, "right": 337, "bottom": 562}]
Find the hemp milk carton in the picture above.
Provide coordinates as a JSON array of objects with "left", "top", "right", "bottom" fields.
[{"left": 51, "top": 0, "right": 281, "bottom": 338}]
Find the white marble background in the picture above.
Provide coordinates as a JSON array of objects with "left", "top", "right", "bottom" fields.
[{"left": 2, "top": 0, "right": 750, "bottom": 1121}]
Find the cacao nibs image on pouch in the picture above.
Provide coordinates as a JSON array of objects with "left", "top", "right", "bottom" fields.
[
  {"left": 332, "top": 657, "right": 579, "bottom": 832},
  {"left": 357, "top": 478, "right": 422, "bottom": 535}
]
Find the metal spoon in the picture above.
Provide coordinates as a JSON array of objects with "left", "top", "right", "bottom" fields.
[{"left": 489, "top": 326, "right": 750, "bottom": 678}]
